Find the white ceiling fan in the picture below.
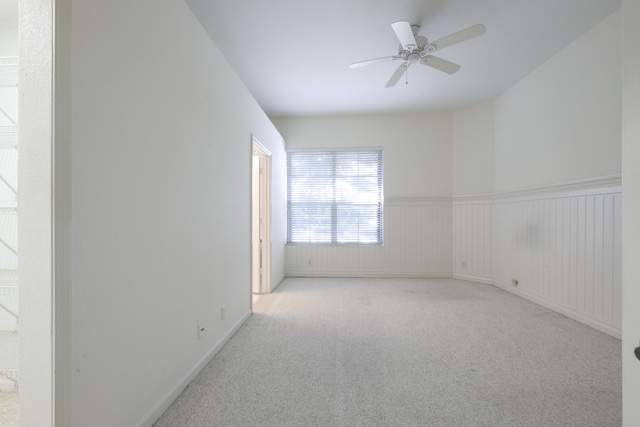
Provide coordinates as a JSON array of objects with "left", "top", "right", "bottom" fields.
[{"left": 349, "top": 21, "right": 486, "bottom": 88}]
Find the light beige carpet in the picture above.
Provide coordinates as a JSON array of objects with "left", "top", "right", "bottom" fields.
[{"left": 155, "top": 278, "right": 621, "bottom": 426}]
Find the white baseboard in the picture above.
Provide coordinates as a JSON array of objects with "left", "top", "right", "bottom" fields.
[
  {"left": 491, "top": 279, "right": 621, "bottom": 339},
  {"left": 270, "top": 275, "right": 286, "bottom": 292},
  {"left": 138, "top": 310, "right": 252, "bottom": 427},
  {"left": 285, "top": 270, "right": 453, "bottom": 279},
  {"left": 452, "top": 273, "right": 494, "bottom": 285}
]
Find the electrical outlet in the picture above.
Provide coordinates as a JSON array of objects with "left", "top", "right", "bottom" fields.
[
  {"left": 511, "top": 279, "right": 519, "bottom": 286},
  {"left": 197, "top": 323, "right": 205, "bottom": 340},
  {"left": 220, "top": 306, "right": 226, "bottom": 321}
]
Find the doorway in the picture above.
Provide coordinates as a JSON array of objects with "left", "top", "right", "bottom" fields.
[{"left": 251, "top": 138, "right": 271, "bottom": 307}]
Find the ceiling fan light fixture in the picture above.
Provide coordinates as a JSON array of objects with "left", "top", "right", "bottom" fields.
[{"left": 350, "top": 21, "right": 486, "bottom": 87}]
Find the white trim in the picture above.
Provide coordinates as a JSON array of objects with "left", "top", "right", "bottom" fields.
[
  {"left": 453, "top": 174, "right": 622, "bottom": 204},
  {"left": 492, "top": 174, "right": 621, "bottom": 199},
  {"left": 494, "top": 174, "right": 621, "bottom": 202},
  {"left": 252, "top": 136, "right": 272, "bottom": 156},
  {"left": 19, "top": 0, "right": 55, "bottom": 425},
  {"left": 269, "top": 276, "right": 286, "bottom": 293},
  {"left": 252, "top": 136, "right": 272, "bottom": 294},
  {"left": 262, "top": 148, "right": 272, "bottom": 293},
  {"left": 452, "top": 273, "right": 494, "bottom": 286},
  {"left": 285, "top": 270, "right": 453, "bottom": 279},
  {"left": 451, "top": 195, "right": 493, "bottom": 205},
  {"left": 388, "top": 176, "right": 622, "bottom": 207},
  {"left": 139, "top": 310, "right": 252, "bottom": 427},
  {"left": 54, "top": 0, "right": 72, "bottom": 424},
  {"left": 286, "top": 146, "right": 384, "bottom": 153},
  {"left": 492, "top": 279, "right": 621, "bottom": 339},
  {"left": 622, "top": 1, "right": 640, "bottom": 423}
]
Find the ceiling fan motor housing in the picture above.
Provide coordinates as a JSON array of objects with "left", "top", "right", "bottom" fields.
[{"left": 399, "top": 35, "right": 431, "bottom": 59}]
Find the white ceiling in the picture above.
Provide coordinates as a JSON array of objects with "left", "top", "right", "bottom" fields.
[
  {"left": 185, "top": 0, "right": 620, "bottom": 117},
  {"left": 1, "top": 1, "right": 621, "bottom": 117}
]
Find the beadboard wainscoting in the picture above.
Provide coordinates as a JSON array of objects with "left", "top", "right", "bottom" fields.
[
  {"left": 286, "top": 198, "right": 452, "bottom": 277},
  {"left": 452, "top": 201, "right": 492, "bottom": 283},
  {"left": 453, "top": 175, "right": 622, "bottom": 337},
  {"left": 491, "top": 176, "right": 622, "bottom": 337}
]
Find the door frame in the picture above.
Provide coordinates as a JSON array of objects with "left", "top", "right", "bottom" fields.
[
  {"left": 622, "top": 0, "right": 640, "bottom": 423},
  {"left": 18, "top": 0, "right": 70, "bottom": 425},
  {"left": 251, "top": 136, "right": 271, "bottom": 301}
]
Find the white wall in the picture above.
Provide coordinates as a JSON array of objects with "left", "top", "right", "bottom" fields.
[
  {"left": 273, "top": 113, "right": 453, "bottom": 277},
  {"left": 452, "top": 101, "right": 494, "bottom": 196},
  {"left": 493, "top": 9, "right": 621, "bottom": 193},
  {"left": 622, "top": 0, "right": 640, "bottom": 423},
  {"left": 452, "top": 8, "right": 622, "bottom": 337},
  {"left": 273, "top": 113, "right": 452, "bottom": 198},
  {"left": 0, "top": 7, "right": 18, "bottom": 57},
  {"left": 67, "top": 0, "right": 285, "bottom": 425}
]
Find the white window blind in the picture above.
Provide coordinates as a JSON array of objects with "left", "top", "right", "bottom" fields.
[{"left": 287, "top": 149, "right": 383, "bottom": 244}]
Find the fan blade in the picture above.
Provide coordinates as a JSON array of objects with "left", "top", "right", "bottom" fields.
[
  {"left": 420, "top": 55, "right": 461, "bottom": 74},
  {"left": 391, "top": 21, "right": 418, "bottom": 50},
  {"left": 385, "top": 62, "right": 409, "bottom": 88},
  {"left": 429, "top": 24, "right": 486, "bottom": 51},
  {"left": 349, "top": 55, "right": 402, "bottom": 69}
]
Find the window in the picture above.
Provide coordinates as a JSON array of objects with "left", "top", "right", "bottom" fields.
[{"left": 287, "top": 149, "right": 383, "bottom": 244}]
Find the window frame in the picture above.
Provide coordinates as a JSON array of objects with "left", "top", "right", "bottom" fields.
[{"left": 286, "top": 148, "right": 384, "bottom": 245}]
